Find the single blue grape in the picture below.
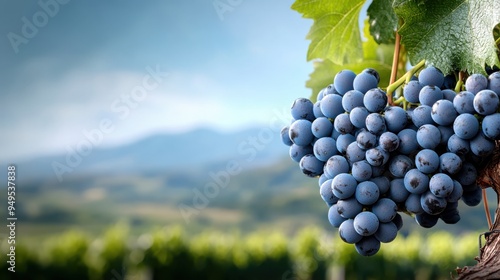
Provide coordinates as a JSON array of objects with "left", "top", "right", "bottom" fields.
[
  {"left": 371, "top": 165, "right": 386, "bottom": 177},
  {"left": 346, "top": 142, "right": 366, "bottom": 163},
  {"left": 342, "top": 90, "right": 364, "bottom": 112},
  {"left": 313, "top": 101, "right": 325, "bottom": 118},
  {"left": 379, "top": 131, "right": 400, "bottom": 152},
  {"left": 331, "top": 129, "right": 341, "bottom": 140},
  {"left": 418, "top": 66, "right": 444, "bottom": 87},
  {"left": 356, "top": 129, "right": 377, "bottom": 150},
  {"left": 311, "top": 117, "right": 333, "bottom": 138},
  {"left": 429, "top": 173, "right": 454, "bottom": 198},
  {"left": 363, "top": 88, "right": 387, "bottom": 112},
  {"left": 328, "top": 204, "right": 347, "bottom": 227},
  {"left": 337, "top": 197, "right": 363, "bottom": 219},
  {"left": 442, "top": 74, "right": 457, "bottom": 90},
  {"left": 334, "top": 70, "right": 356, "bottom": 95},
  {"left": 375, "top": 222, "right": 398, "bottom": 243},
  {"left": 419, "top": 85, "right": 443, "bottom": 106},
  {"left": 455, "top": 162, "right": 477, "bottom": 186},
  {"left": 320, "top": 93, "right": 344, "bottom": 119},
  {"left": 393, "top": 213, "right": 403, "bottom": 230},
  {"left": 446, "top": 180, "right": 463, "bottom": 203},
  {"left": 299, "top": 154, "right": 324, "bottom": 177},
  {"left": 318, "top": 173, "right": 329, "bottom": 186},
  {"left": 439, "top": 152, "right": 462, "bottom": 175},
  {"left": 465, "top": 73, "right": 488, "bottom": 94},
  {"left": 365, "top": 113, "right": 386, "bottom": 135},
  {"left": 324, "top": 84, "right": 337, "bottom": 95},
  {"left": 442, "top": 89, "right": 456, "bottom": 102},
  {"left": 420, "top": 191, "right": 447, "bottom": 215},
  {"left": 447, "top": 134, "right": 470, "bottom": 156},
  {"left": 384, "top": 106, "right": 408, "bottom": 133},
  {"left": 336, "top": 134, "right": 356, "bottom": 155},
  {"left": 291, "top": 98, "right": 314, "bottom": 121},
  {"left": 462, "top": 188, "right": 482, "bottom": 207},
  {"left": 488, "top": 71, "right": 500, "bottom": 95},
  {"left": 339, "top": 219, "right": 363, "bottom": 243},
  {"left": 470, "top": 132, "right": 495, "bottom": 157},
  {"left": 482, "top": 113, "right": 500, "bottom": 140},
  {"left": 388, "top": 178, "right": 410, "bottom": 203},
  {"left": 372, "top": 198, "right": 397, "bottom": 223},
  {"left": 405, "top": 193, "right": 424, "bottom": 214},
  {"left": 355, "top": 181, "right": 380, "bottom": 205},
  {"left": 324, "top": 155, "right": 350, "bottom": 179},
  {"left": 332, "top": 173, "right": 358, "bottom": 199},
  {"left": 370, "top": 176, "right": 390, "bottom": 195},
  {"left": 415, "top": 149, "right": 440, "bottom": 174},
  {"left": 354, "top": 211, "right": 379, "bottom": 236},
  {"left": 440, "top": 202, "right": 460, "bottom": 224},
  {"left": 313, "top": 137, "right": 338, "bottom": 162},
  {"left": 403, "top": 80, "right": 423, "bottom": 103},
  {"left": 416, "top": 124, "right": 441, "bottom": 149},
  {"left": 431, "top": 99, "right": 458, "bottom": 126},
  {"left": 397, "top": 128, "right": 419, "bottom": 154},
  {"left": 403, "top": 168, "right": 429, "bottom": 194},
  {"left": 388, "top": 155, "right": 414, "bottom": 178},
  {"left": 316, "top": 88, "right": 326, "bottom": 101},
  {"left": 320, "top": 179, "right": 337, "bottom": 206},
  {"left": 415, "top": 212, "right": 439, "bottom": 228},
  {"left": 334, "top": 113, "right": 355, "bottom": 134},
  {"left": 453, "top": 113, "right": 479, "bottom": 140},
  {"left": 289, "top": 119, "right": 314, "bottom": 146},
  {"left": 453, "top": 91, "right": 475, "bottom": 114},
  {"left": 289, "top": 144, "right": 313, "bottom": 162},
  {"left": 351, "top": 160, "right": 373, "bottom": 182},
  {"left": 350, "top": 106, "right": 370, "bottom": 129},
  {"left": 365, "top": 147, "right": 389, "bottom": 167},
  {"left": 355, "top": 236, "right": 381, "bottom": 256},
  {"left": 438, "top": 125, "right": 454, "bottom": 145},
  {"left": 362, "top": 68, "right": 380, "bottom": 83},
  {"left": 411, "top": 105, "right": 435, "bottom": 127},
  {"left": 280, "top": 126, "right": 293, "bottom": 146},
  {"left": 473, "top": 89, "right": 499, "bottom": 115},
  {"left": 353, "top": 71, "right": 379, "bottom": 93}
]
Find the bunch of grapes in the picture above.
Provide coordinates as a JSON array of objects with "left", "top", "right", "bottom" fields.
[{"left": 281, "top": 66, "right": 500, "bottom": 256}]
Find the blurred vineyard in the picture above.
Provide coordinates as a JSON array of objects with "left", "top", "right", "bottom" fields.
[{"left": 1, "top": 224, "right": 481, "bottom": 280}]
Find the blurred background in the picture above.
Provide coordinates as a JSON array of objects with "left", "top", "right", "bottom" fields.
[{"left": 0, "top": 0, "right": 496, "bottom": 279}]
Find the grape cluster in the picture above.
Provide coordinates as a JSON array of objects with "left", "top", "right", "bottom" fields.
[{"left": 280, "top": 66, "right": 500, "bottom": 256}]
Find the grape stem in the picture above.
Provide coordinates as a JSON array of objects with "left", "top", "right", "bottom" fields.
[
  {"left": 386, "top": 60, "right": 426, "bottom": 105},
  {"left": 388, "top": 31, "right": 402, "bottom": 105},
  {"left": 483, "top": 188, "right": 493, "bottom": 229},
  {"left": 454, "top": 71, "right": 465, "bottom": 92}
]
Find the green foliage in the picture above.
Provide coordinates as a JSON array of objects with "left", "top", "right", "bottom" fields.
[
  {"left": 0, "top": 225, "right": 480, "bottom": 279},
  {"left": 393, "top": 0, "right": 500, "bottom": 74},
  {"left": 41, "top": 231, "right": 90, "bottom": 280},
  {"left": 292, "top": 0, "right": 366, "bottom": 64},
  {"left": 292, "top": 0, "right": 500, "bottom": 98},
  {"left": 367, "top": 0, "right": 398, "bottom": 44},
  {"left": 306, "top": 22, "right": 393, "bottom": 101}
]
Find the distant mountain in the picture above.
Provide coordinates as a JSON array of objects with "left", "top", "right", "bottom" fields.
[{"left": 15, "top": 127, "right": 289, "bottom": 182}]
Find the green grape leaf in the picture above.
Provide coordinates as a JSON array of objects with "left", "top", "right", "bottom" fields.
[
  {"left": 367, "top": 0, "right": 398, "bottom": 44},
  {"left": 292, "top": 0, "right": 366, "bottom": 64},
  {"left": 393, "top": 0, "right": 500, "bottom": 74}
]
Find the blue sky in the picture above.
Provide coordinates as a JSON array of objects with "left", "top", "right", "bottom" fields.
[{"left": 0, "top": 0, "right": 318, "bottom": 160}]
